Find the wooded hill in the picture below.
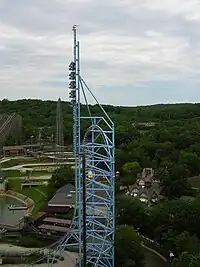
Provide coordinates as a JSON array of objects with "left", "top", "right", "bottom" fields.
[
  {"left": 2, "top": 98, "right": 200, "bottom": 177},
  {"left": 3, "top": 98, "right": 200, "bottom": 265}
]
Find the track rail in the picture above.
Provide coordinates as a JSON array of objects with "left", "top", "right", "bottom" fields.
[
  {"left": 0, "top": 113, "right": 15, "bottom": 133},
  {"left": 0, "top": 113, "right": 21, "bottom": 145},
  {"left": 21, "top": 209, "right": 77, "bottom": 266}
]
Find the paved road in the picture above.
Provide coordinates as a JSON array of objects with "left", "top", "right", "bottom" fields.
[
  {"left": 2, "top": 161, "right": 74, "bottom": 171},
  {"left": 0, "top": 156, "right": 32, "bottom": 164},
  {"left": 8, "top": 175, "right": 52, "bottom": 180},
  {"left": 143, "top": 247, "right": 169, "bottom": 267}
]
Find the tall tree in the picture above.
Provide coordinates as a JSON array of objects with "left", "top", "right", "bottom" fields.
[
  {"left": 179, "top": 152, "right": 200, "bottom": 176},
  {"left": 116, "top": 195, "right": 147, "bottom": 231},
  {"left": 121, "top": 162, "right": 141, "bottom": 190},
  {"left": 157, "top": 164, "right": 191, "bottom": 199},
  {"left": 47, "top": 166, "right": 74, "bottom": 197},
  {"left": 115, "top": 225, "right": 145, "bottom": 267},
  {"left": 173, "top": 252, "right": 200, "bottom": 267}
]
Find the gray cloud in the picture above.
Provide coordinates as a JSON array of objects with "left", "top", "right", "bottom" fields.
[{"left": 0, "top": 0, "right": 200, "bottom": 105}]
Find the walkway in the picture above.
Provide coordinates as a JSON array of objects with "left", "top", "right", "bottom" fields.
[
  {"left": 0, "top": 156, "right": 33, "bottom": 164},
  {"left": 1, "top": 162, "right": 74, "bottom": 172},
  {"left": 8, "top": 175, "right": 52, "bottom": 180},
  {"left": 143, "top": 246, "right": 169, "bottom": 267},
  {"left": 0, "top": 243, "right": 77, "bottom": 267},
  {"left": 0, "top": 155, "right": 74, "bottom": 173}
]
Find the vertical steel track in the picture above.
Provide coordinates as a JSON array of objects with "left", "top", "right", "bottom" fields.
[{"left": 48, "top": 26, "right": 115, "bottom": 267}]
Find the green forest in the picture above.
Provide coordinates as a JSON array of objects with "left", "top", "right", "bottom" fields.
[
  {"left": 2, "top": 99, "right": 200, "bottom": 177},
  {"left": 2, "top": 98, "right": 200, "bottom": 266}
]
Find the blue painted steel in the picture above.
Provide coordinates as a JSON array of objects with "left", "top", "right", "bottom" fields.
[
  {"left": 47, "top": 25, "right": 115, "bottom": 267},
  {"left": 77, "top": 40, "right": 83, "bottom": 267},
  {"left": 81, "top": 115, "right": 115, "bottom": 267},
  {"left": 47, "top": 25, "right": 81, "bottom": 266}
]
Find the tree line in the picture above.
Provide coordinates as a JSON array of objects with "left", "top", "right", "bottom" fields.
[
  {"left": 117, "top": 194, "right": 200, "bottom": 266},
  {"left": 3, "top": 98, "right": 200, "bottom": 265}
]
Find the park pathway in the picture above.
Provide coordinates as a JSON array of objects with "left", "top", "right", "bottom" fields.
[{"left": 143, "top": 247, "right": 169, "bottom": 267}]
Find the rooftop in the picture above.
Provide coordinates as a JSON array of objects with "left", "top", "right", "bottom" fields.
[
  {"left": 38, "top": 224, "right": 69, "bottom": 233},
  {"left": 32, "top": 212, "right": 46, "bottom": 220},
  {"left": 48, "top": 183, "right": 109, "bottom": 208},
  {"left": 48, "top": 184, "right": 76, "bottom": 207},
  {"left": 56, "top": 184, "right": 75, "bottom": 194},
  {"left": 3, "top": 146, "right": 24, "bottom": 151},
  {"left": 43, "top": 201, "right": 71, "bottom": 213},
  {"left": 22, "top": 144, "right": 42, "bottom": 148},
  {"left": 43, "top": 217, "right": 72, "bottom": 225}
]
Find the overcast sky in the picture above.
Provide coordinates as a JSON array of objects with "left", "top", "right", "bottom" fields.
[{"left": 1, "top": 0, "right": 200, "bottom": 106}]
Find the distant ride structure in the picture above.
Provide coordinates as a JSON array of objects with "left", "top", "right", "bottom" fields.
[
  {"left": 0, "top": 113, "right": 22, "bottom": 147},
  {"left": 54, "top": 98, "right": 65, "bottom": 162}
]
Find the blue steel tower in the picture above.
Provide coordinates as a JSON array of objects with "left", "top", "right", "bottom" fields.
[
  {"left": 72, "top": 25, "right": 115, "bottom": 267},
  {"left": 46, "top": 26, "right": 115, "bottom": 267}
]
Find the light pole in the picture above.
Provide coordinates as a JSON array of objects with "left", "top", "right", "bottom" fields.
[{"left": 30, "top": 135, "right": 34, "bottom": 151}]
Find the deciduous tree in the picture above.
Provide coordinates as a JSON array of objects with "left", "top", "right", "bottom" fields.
[
  {"left": 48, "top": 166, "right": 74, "bottom": 197},
  {"left": 115, "top": 225, "right": 144, "bottom": 267}
]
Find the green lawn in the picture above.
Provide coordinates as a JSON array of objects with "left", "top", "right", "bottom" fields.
[
  {"left": 28, "top": 170, "right": 52, "bottom": 176},
  {"left": 4, "top": 170, "right": 26, "bottom": 177},
  {"left": 7, "top": 179, "right": 21, "bottom": 191},
  {"left": 4, "top": 169, "right": 52, "bottom": 178},
  {"left": 22, "top": 185, "right": 48, "bottom": 214},
  {"left": 6, "top": 169, "right": 51, "bottom": 215},
  {"left": 7, "top": 178, "right": 48, "bottom": 215}
]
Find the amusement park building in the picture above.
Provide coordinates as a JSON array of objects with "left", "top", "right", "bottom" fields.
[
  {"left": 38, "top": 217, "right": 72, "bottom": 236},
  {"left": 3, "top": 144, "right": 42, "bottom": 155},
  {"left": 48, "top": 184, "right": 76, "bottom": 208}
]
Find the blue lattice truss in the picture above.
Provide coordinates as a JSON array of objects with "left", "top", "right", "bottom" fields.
[
  {"left": 46, "top": 25, "right": 115, "bottom": 267},
  {"left": 81, "top": 115, "right": 115, "bottom": 267}
]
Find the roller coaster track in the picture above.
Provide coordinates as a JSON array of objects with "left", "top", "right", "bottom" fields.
[
  {"left": 0, "top": 114, "right": 7, "bottom": 127},
  {"left": 17, "top": 26, "right": 114, "bottom": 267},
  {"left": 0, "top": 113, "right": 22, "bottom": 145},
  {"left": 0, "top": 113, "right": 15, "bottom": 134},
  {"left": 20, "top": 208, "right": 77, "bottom": 267}
]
